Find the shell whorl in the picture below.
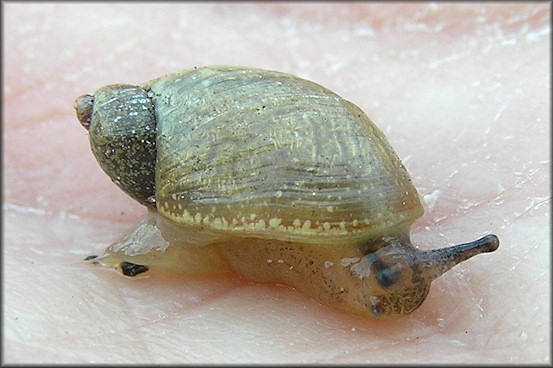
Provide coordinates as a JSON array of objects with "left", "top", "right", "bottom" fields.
[
  {"left": 145, "top": 66, "right": 423, "bottom": 244},
  {"left": 87, "top": 85, "right": 158, "bottom": 206}
]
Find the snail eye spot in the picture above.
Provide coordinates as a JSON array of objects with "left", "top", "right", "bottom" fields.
[{"left": 377, "top": 267, "right": 398, "bottom": 288}]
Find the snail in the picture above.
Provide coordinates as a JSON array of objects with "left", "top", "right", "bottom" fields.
[{"left": 74, "top": 66, "right": 499, "bottom": 318}]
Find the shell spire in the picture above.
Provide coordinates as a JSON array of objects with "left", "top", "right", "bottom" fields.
[{"left": 74, "top": 94, "right": 94, "bottom": 130}]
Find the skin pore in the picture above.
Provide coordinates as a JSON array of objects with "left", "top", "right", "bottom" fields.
[{"left": 4, "top": 3, "right": 549, "bottom": 364}]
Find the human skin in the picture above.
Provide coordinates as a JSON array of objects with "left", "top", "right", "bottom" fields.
[{"left": 3, "top": 3, "right": 549, "bottom": 364}]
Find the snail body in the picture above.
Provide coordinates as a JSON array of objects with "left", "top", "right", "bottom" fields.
[{"left": 75, "top": 66, "right": 499, "bottom": 318}]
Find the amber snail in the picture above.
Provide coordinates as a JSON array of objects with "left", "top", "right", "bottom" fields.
[{"left": 74, "top": 66, "right": 499, "bottom": 318}]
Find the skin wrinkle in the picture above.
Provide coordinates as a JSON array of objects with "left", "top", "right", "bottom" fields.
[{"left": 4, "top": 2, "right": 549, "bottom": 364}]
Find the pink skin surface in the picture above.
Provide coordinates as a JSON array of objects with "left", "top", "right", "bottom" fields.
[{"left": 3, "top": 3, "right": 549, "bottom": 364}]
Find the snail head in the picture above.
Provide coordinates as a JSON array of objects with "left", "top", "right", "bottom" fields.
[{"left": 352, "top": 234, "right": 500, "bottom": 317}]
